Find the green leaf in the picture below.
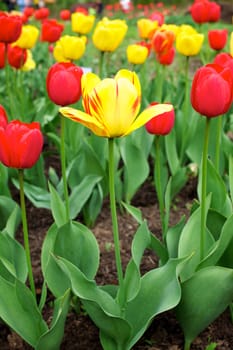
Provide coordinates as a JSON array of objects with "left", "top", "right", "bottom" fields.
[
  {"left": 176, "top": 266, "right": 233, "bottom": 348},
  {"left": 48, "top": 182, "right": 67, "bottom": 227},
  {"left": 0, "top": 196, "right": 21, "bottom": 232},
  {"left": 165, "top": 128, "right": 180, "bottom": 175},
  {"left": 229, "top": 154, "right": 233, "bottom": 204},
  {"left": 82, "top": 183, "right": 103, "bottom": 227},
  {"left": 3, "top": 204, "right": 21, "bottom": 238},
  {"left": 36, "top": 290, "right": 71, "bottom": 350},
  {"left": 121, "top": 201, "right": 143, "bottom": 224},
  {"left": 166, "top": 216, "right": 186, "bottom": 259},
  {"left": 0, "top": 164, "right": 11, "bottom": 196},
  {"left": 69, "top": 175, "right": 102, "bottom": 220},
  {"left": 0, "top": 277, "right": 47, "bottom": 347}
]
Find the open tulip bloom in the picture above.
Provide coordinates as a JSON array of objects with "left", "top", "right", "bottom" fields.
[{"left": 60, "top": 69, "right": 172, "bottom": 138}]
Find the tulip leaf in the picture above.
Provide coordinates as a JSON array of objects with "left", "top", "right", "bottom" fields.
[
  {"left": 48, "top": 182, "right": 67, "bottom": 227},
  {"left": 0, "top": 232, "right": 27, "bottom": 283},
  {"left": 82, "top": 183, "right": 103, "bottom": 227},
  {"left": 165, "top": 128, "right": 180, "bottom": 175},
  {"left": 0, "top": 276, "right": 47, "bottom": 347},
  {"left": 166, "top": 215, "right": 186, "bottom": 259},
  {"left": 176, "top": 266, "right": 233, "bottom": 349},
  {"left": 36, "top": 289, "right": 71, "bottom": 350},
  {"left": 229, "top": 154, "right": 233, "bottom": 204},
  {"left": 121, "top": 201, "right": 143, "bottom": 224},
  {"left": 0, "top": 196, "right": 21, "bottom": 233},
  {"left": 0, "top": 164, "right": 11, "bottom": 196}
]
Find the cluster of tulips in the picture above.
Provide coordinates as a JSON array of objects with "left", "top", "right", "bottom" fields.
[{"left": 0, "top": 1, "right": 233, "bottom": 349}]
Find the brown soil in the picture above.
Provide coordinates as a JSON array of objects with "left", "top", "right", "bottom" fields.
[{"left": 0, "top": 169, "right": 232, "bottom": 350}]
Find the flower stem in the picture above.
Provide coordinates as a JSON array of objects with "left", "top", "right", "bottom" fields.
[
  {"left": 18, "top": 169, "right": 36, "bottom": 299},
  {"left": 99, "top": 51, "right": 105, "bottom": 78},
  {"left": 180, "top": 56, "right": 190, "bottom": 164},
  {"left": 108, "top": 138, "right": 124, "bottom": 288},
  {"left": 214, "top": 115, "right": 222, "bottom": 173},
  {"left": 200, "top": 117, "right": 211, "bottom": 261},
  {"left": 155, "top": 136, "right": 166, "bottom": 238},
  {"left": 60, "top": 115, "right": 70, "bottom": 222}
]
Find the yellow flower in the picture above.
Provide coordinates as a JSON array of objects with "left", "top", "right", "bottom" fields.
[
  {"left": 230, "top": 32, "right": 233, "bottom": 57},
  {"left": 160, "top": 24, "right": 179, "bottom": 38},
  {"left": 53, "top": 35, "right": 86, "bottom": 62},
  {"left": 137, "top": 18, "right": 158, "bottom": 40},
  {"left": 59, "top": 69, "right": 172, "bottom": 138},
  {"left": 126, "top": 44, "right": 148, "bottom": 65},
  {"left": 92, "top": 17, "right": 128, "bottom": 52},
  {"left": 13, "top": 25, "right": 39, "bottom": 49},
  {"left": 21, "top": 50, "right": 36, "bottom": 71},
  {"left": 71, "top": 12, "right": 95, "bottom": 35},
  {"left": 177, "top": 24, "right": 198, "bottom": 36},
  {"left": 176, "top": 31, "right": 204, "bottom": 56}
]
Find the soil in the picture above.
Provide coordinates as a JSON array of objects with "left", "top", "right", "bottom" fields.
[{"left": 0, "top": 162, "right": 232, "bottom": 350}]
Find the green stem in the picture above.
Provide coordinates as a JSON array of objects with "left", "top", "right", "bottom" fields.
[
  {"left": 60, "top": 115, "right": 70, "bottom": 222},
  {"left": 156, "top": 64, "right": 165, "bottom": 102},
  {"left": 180, "top": 56, "right": 190, "bottom": 164},
  {"left": 200, "top": 117, "right": 211, "bottom": 261},
  {"left": 214, "top": 115, "right": 222, "bottom": 173},
  {"left": 18, "top": 169, "right": 36, "bottom": 299},
  {"left": 184, "top": 339, "right": 191, "bottom": 350},
  {"left": 99, "top": 51, "right": 105, "bottom": 78},
  {"left": 108, "top": 138, "right": 124, "bottom": 289},
  {"left": 155, "top": 136, "right": 166, "bottom": 238}
]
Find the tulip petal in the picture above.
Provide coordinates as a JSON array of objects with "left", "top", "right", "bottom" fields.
[
  {"left": 59, "top": 107, "right": 108, "bottom": 137},
  {"left": 124, "top": 103, "right": 173, "bottom": 136}
]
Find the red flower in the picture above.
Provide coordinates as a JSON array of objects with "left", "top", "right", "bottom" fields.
[
  {"left": 41, "top": 19, "right": 64, "bottom": 43},
  {"left": 208, "top": 29, "right": 228, "bottom": 51},
  {"left": 191, "top": 63, "right": 233, "bottom": 118},
  {"left": 213, "top": 53, "right": 233, "bottom": 77},
  {"left": 0, "top": 105, "right": 8, "bottom": 128},
  {"left": 151, "top": 29, "right": 175, "bottom": 55},
  {"left": 0, "top": 12, "right": 22, "bottom": 43},
  {"left": 7, "top": 45, "right": 27, "bottom": 69},
  {"left": 75, "top": 6, "right": 88, "bottom": 15},
  {"left": 34, "top": 7, "right": 50, "bottom": 21},
  {"left": 60, "top": 9, "right": 71, "bottom": 21},
  {"left": 46, "top": 62, "right": 83, "bottom": 106},
  {"left": 23, "top": 7, "right": 34, "bottom": 18},
  {"left": 0, "top": 120, "right": 43, "bottom": 169},
  {"left": 190, "top": 0, "right": 210, "bottom": 24},
  {"left": 157, "top": 47, "right": 175, "bottom": 65},
  {"left": 208, "top": 1, "right": 221, "bottom": 22},
  {"left": 0, "top": 43, "right": 6, "bottom": 69},
  {"left": 149, "top": 11, "right": 164, "bottom": 26},
  {"left": 145, "top": 102, "right": 175, "bottom": 135}
]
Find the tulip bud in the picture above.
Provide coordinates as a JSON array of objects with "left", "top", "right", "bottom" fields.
[
  {"left": 145, "top": 102, "right": 175, "bottom": 135},
  {"left": 208, "top": 29, "right": 228, "bottom": 51}
]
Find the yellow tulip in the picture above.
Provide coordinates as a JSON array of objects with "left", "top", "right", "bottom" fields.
[
  {"left": 92, "top": 17, "right": 128, "bottom": 52},
  {"left": 54, "top": 35, "right": 86, "bottom": 62},
  {"left": 230, "top": 32, "right": 233, "bottom": 57},
  {"left": 21, "top": 50, "right": 36, "bottom": 71},
  {"left": 137, "top": 18, "right": 158, "bottom": 40},
  {"left": 60, "top": 69, "right": 172, "bottom": 138},
  {"left": 126, "top": 44, "right": 148, "bottom": 65},
  {"left": 71, "top": 12, "right": 95, "bottom": 35},
  {"left": 176, "top": 32, "right": 204, "bottom": 56},
  {"left": 13, "top": 25, "right": 39, "bottom": 49},
  {"left": 160, "top": 24, "right": 179, "bottom": 38},
  {"left": 177, "top": 24, "right": 198, "bottom": 36}
]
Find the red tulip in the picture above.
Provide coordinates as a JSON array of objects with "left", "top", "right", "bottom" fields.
[
  {"left": 41, "top": 19, "right": 64, "bottom": 43},
  {"left": 208, "top": 1, "right": 221, "bottom": 22},
  {"left": 0, "top": 105, "right": 8, "bottom": 128},
  {"left": 34, "top": 7, "right": 50, "bottom": 21},
  {"left": 190, "top": 0, "right": 210, "bottom": 24},
  {"left": 23, "top": 7, "right": 34, "bottom": 18},
  {"left": 151, "top": 29, "right": 175, "bottom": 55},
  {"left": 149, "top": 11, "right": 164, "bottom": 26},
  {"left": 75, "top": 6, "right": 88, "bottom": 15},
  {"left": 145, "top": 102, "right": 175, "bottom": 135},
  {"left": 46, "top": 62, "right": 83, "bottom": 106},
  {"left": 157, "top": 47, "right": 175, "bottom": 65},
  {"left": 60, "top": 9, "right": 71, "bottom": 21},
  {"left": 7, "top": 45, "right": 27, "bottom": 69},
  {"left": 0, "top": 120, "right": 43, "bottom": 169},
  {"left": 213, "top": 53, "right": 233, "bottom": 77},
  {"left": 208, "top": 29, "right": 228, "bottom": 50},
  {"left": 0, "top": 43, "right": 6, "bottom": 69},
  {"left": 0, "top": 12, "right": 22, "bottom": 43},
  {"left": 191, "top": 63, "right": 233, "bottom": 118}
]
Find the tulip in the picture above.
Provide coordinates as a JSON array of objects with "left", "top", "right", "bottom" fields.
[
  {"left": 41, "top": 19, "right": 64, "bottom": 44},
  {"left": 145, "top": 102, "right": 175, "bottom": 135},
  {"left": 54, "top": 35, "right": 86, "bottom": 62},
  {"left": 157, "top": 47, "right": 175, "bottom": 65},
  {"left": 0, "top": 12, "right": 22, "bottom": 43},
  {"left": 0, "top": 43, "right": 5, "bottom": 69},
  {"left": 126, "top": 44, "right": 148, "bottom": 65},
  {"left": 71, "top": 12, "right": 95, "bottom": 35},
  {"left": 190, "top": 0, "right": 210, "bottom": 24},
  {"left": 92, "top": 17, "right": 128, "bottom": 52},
  {"left": 60, "top": 9, "right": 71, "bottom": 21},
  {"left": 0, "top": 105, "right": 8, "bottom": 128},
  {"left": 213, "top": 53, "right": 233, "bottom": 86},
  {"left": 208, "top": 29, "right": 228, "bottom": 51},
  {"left": 7, "top": 45, "right": 27, "bottom": 69},
  {"left": 59, "top": 69, "right": 173, "bottom": 138},
  {"left": 34, "top": 7, "right": 50, "bottom": 21},
  {"left": 46, "top": 62, "right": 83, "bottom": 106},
  {"left": 231, "top": 32, "right": 233, "bottom": 58},
  {"left": 191, "top": 63, "right": 233, "bottom": 118},
  {"left": 208, "top": 1, "right": 221, "bottom": 22},
  {"left": 176, "top": 31, "right": 204, "bottom": 56},
  {"left": 14, "top": 25, "right": 39, "bottom": 49},
  {"left": 21, "top": 50, "right": 36, "bottom": 71},
  {"left": 149, "top": 11, "right": 164, "bottom": 26},
  {"left": 23, "top": 7, "right": 34, "bottom": 18},
  {"left": 137, "top": 41, "right": 151, "bottom": 56},
  {"left": 0, "top": 120, "right": 43, "bottom": 169},
  {"left": 151, "top": 29, "right": 175, "bottom": 55},
  {"left": 137, "top": 18, "right": 158, "bottom": 40}
]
